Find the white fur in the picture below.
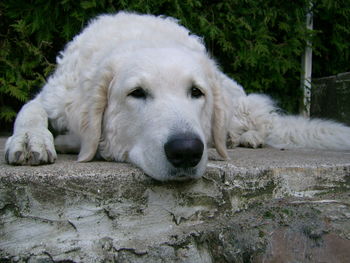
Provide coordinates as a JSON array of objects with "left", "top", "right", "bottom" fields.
[{"left": 5, "top": 12, "right": 350, "bottom": 180}]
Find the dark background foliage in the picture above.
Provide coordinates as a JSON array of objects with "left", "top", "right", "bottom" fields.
[{"left": 1, "top": 0, "right": 349, "bottom": 131}]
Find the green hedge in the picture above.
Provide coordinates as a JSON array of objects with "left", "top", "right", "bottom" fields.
[{"left": 1, "top": 0, "right": 350, "bottom": 130}]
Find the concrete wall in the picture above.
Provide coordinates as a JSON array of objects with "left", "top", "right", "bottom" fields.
[{"left": 1, "top": 138, "right": 350, "bottom": 262}]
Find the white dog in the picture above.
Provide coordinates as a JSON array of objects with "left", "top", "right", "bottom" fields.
[{"left": 5, "top": 12, "right": 350, "bottom": 181}]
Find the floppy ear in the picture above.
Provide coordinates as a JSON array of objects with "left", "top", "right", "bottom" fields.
[
  {"left": 211, "top": 75, "right": 229, "bottom": 159},
  {"left": 212, "top": 86, "right": 228, "bottom": 159},
  {"left": 77, "top": 67, "right": 113, "bottom": 162}
]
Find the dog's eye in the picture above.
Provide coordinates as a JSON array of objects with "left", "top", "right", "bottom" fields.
[
  {"left": 190, "top": 86, "right": 204, "bottom": 99},
  {"left": 128, "top": 87, "right": 147, "bottom": 99}
]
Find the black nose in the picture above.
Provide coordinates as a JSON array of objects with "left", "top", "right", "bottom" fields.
[{"left": 164, "top": 133, "right": 204, "bottom": 168}]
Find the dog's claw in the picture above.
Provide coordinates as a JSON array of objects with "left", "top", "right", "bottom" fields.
[
  {"left": 29, "top": 151, "right": 41, "bottom": 166},
  {"left": 5, "top": 150, "right": 9, "bottom": 163},
  {"left": 47, "top": 150, "right": 55, "bottom": 163},
  {"left": 14, "top": 151, "right": 23, "bottom": 164}
]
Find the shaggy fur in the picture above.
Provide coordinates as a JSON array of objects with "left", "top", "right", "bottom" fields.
[{"left": 5, "top": 12, "right": 350, "bottom": 181}]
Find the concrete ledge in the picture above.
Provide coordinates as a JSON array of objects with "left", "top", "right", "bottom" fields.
[{"left": 1, "top": 137, "right": 350, "bottom": 262}]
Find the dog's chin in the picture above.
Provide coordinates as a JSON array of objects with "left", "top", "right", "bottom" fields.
[
  {"left": 148, "top": 162, "right": 207, "bottom": 181},
  {"left": 166, "top": 167, "right": 202, "bottom": 181},
  {"left": 128, "top": 146, "right": 207, "bottom": 181}
]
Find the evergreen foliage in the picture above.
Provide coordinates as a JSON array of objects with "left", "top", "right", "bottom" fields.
[{"left": 1, "top": 0, "right": 350, "bottom": 129}]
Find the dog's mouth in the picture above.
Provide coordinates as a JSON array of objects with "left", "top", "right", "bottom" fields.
[
  {"left": 129, "top": 131, "right": 207, "bottom": 181},
  {"left": 167, "top": 167, "right": 199, "bottom": 181}
]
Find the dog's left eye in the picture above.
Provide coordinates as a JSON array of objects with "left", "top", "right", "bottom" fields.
[
  {"left": 190, "top": 86, "right": 204, "bottom": 99},
  {"left": 128, "top": 87, "right": 147, "bottom": 99}
]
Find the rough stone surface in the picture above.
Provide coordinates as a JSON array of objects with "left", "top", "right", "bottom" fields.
[{"left": 0, "top": 137, "right": 350, "bottom": 262}]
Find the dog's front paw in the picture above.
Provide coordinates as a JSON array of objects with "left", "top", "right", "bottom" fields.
[
  {"left": 5, "top": 129, "right": 57, "bottom": 165},
  {"left": 238, "top": 130, "right": 265, "bottom": 148}
]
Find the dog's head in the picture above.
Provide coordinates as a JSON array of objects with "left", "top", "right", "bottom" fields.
[{"left": 77, "top": 47, "right": 227, "bottom": 181}]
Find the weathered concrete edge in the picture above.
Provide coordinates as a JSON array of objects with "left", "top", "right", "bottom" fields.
[{"left": 1, "top": 136, "right": 350, "bottom": 262}]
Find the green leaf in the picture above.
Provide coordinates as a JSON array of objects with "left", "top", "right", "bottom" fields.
[{"left": 81, "top": 1, "right": 97, "bottom": 9}]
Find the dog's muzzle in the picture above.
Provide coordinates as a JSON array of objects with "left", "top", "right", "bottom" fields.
[{"left": 164, "top": 133, "right": 204, "bottom": 169}]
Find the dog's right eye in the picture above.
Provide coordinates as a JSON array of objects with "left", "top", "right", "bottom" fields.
[{"left": 128, "top": 87, "right": 147, "bottom": 99}]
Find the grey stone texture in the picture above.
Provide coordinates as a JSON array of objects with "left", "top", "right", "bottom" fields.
[{"left": 1, "top": 137, "right": 350, "bottom": 262}]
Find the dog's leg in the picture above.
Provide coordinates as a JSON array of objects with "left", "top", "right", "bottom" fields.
[
  {"left": 227, "top": 130, "right": 265, "bottom": 148},
  {"left": 5, "top": 98, "right": 57, "bottom": 165},
  {"left": 237, "top": 130, "right": 265, "bottom": 148},
  {"left": 226, "top": 94, "right": 274, "bottom": 149}
]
